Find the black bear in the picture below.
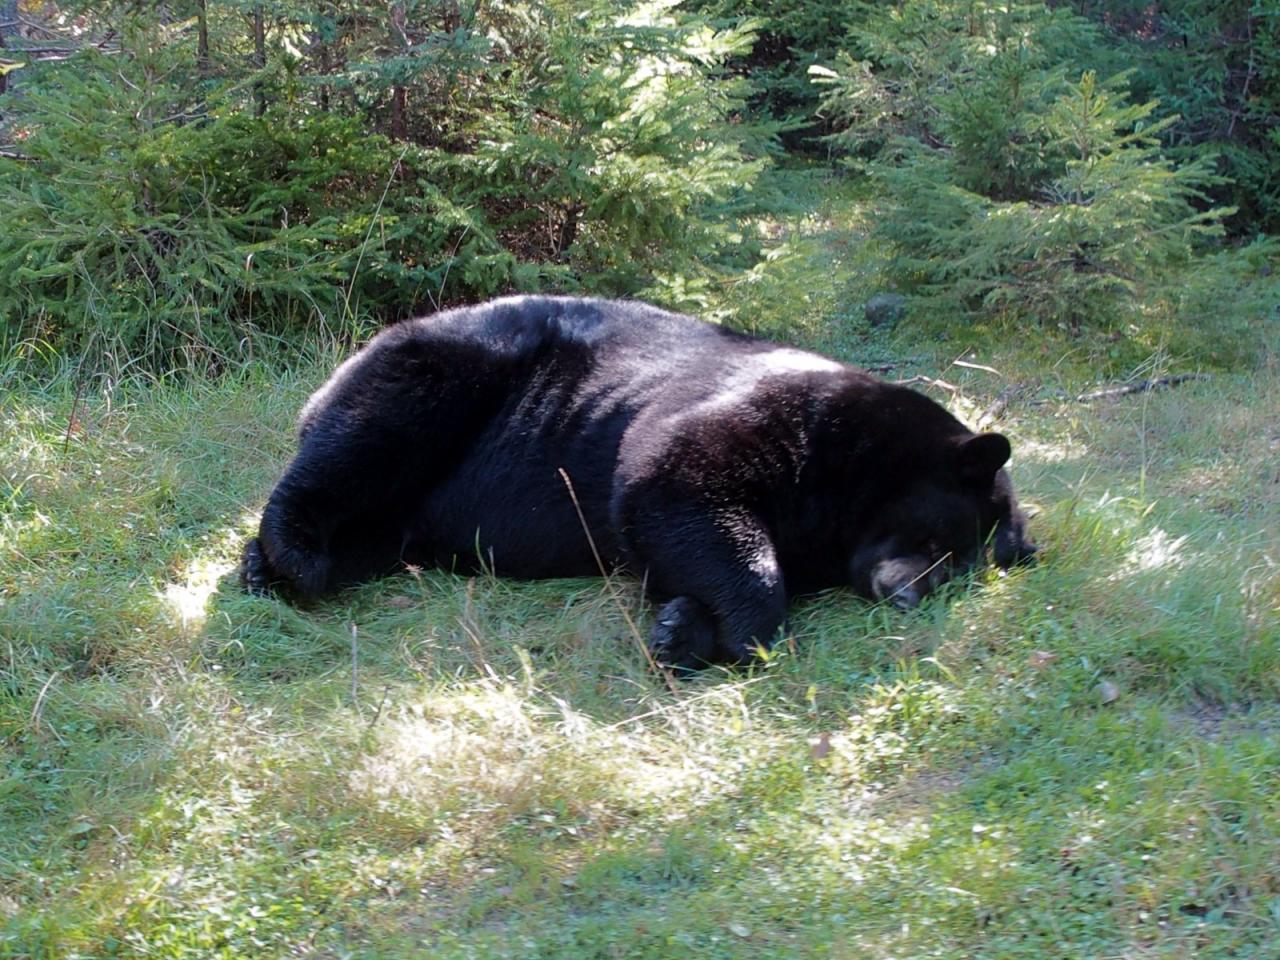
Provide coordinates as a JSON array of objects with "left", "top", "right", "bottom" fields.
[{"left": 242, "top": 296, "right": 1035, "bottom": 670}]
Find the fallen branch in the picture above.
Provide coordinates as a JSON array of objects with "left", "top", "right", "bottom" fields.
[
  {"left": 951, "top": 358, "right": 1002, "bottom": 375},
  {"left": 894, "top": 374, "right": 959, "bottom": 393},
  {"left": 1074, "top": 373, "right": 1209, "bottom": 403},
  {"left": 977, "top": 381, "right": 1037, "bottom": 429},
  {"left": 864, "top": 356, "right": 924, "bottom": 374}
]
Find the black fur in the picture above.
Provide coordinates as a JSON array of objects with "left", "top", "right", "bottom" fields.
[{"left": 243, "top": 296, "right": 1036, "bottom": 669}]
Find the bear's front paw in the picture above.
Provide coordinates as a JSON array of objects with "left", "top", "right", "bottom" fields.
[
  {"left": 240, "top": 537, "right": 276, "bottom": 596},
  {"left": 648, "top": 596, "right": 717, "bottom": 674}
]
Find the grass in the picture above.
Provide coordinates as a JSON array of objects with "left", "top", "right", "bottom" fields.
[{"left": 2, "top": 173, "right": 1278, "bottom": 958}]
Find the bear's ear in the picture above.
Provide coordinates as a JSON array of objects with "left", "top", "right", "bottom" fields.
[{"left": 956, "top": 433, "right": 1011, "bottom": 483}]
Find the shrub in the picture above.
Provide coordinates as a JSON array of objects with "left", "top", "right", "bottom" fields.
[
  {"left": 0, "top": 48, "right": 470, "bottom": 365},
  {"left": 0, "top": 2, "right": 772, "bottom": 368},
  {"left": 689, "top": 0, "right": 851, "bottom": 142},
  {"left": 414, "top": 1, "right": 770, "bottom": 301},
  {"left": 814, "top": 2, "right": 1232, "bottom": 329},
  {"left": 877, "top": 72, "right": 1229, "bottom": 328},
  {"left": 1083, "top": 0, "right": 1280, "bottom": 234}
]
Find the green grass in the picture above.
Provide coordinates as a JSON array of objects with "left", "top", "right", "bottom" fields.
[{"left": 2, "top": 175, "right": 1278, "bottom": 958}]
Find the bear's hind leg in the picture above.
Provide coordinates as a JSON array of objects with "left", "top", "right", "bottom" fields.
[{"left": 252, "top": 333, "right": 519, "bottom": 598}]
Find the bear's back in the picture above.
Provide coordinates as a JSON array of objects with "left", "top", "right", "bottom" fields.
[{"left": 410, "top": 294, "right": 737, "bottom": 360}]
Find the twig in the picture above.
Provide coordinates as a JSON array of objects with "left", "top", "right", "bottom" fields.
[
  {"left": 894, "top": 374, "right": 959, "bottom": 392},
  {"left": 433, "top": 223, "right": 471, "bottom": 311},
  {"left": 367, "top": 684, "right": 391, "bottom": 729},
  {"left": 349, "top": 622, "right": 359, "bottom": 708},
  {"left": 341, "top": 143, "right": 410, "bottom": 324},
  {"left": 950, "top": 358, "right": 1002, "bottom": 375},
  {"left": 1074, "top": 374, "right": 1208, "bottom": 403},
  {"left": 863, "top": 356, "right": 923, "bottom": 374},
  {"left": 63, "top": 377, "right": 86, "bottom": 454},
  {"left": 977, "top": 381, "right": 1036, "bottom": 429},
  {"left": 558, "top": 468, "right": 678, "bottom": 693}
]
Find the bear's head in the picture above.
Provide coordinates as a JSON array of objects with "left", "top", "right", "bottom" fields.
[{"left": 848, "top": 432, "right": 1036, "bottom": 609}]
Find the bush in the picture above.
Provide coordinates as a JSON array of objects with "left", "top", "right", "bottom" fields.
[
  {"left": 1083, "top": 0, "right": 1280, "bottom": 235},
  {"left": 0, "top": 42, "right": 473, "bottom": 365},
  {"left": 689, "top": 0, "right": 851, "bottom": 142},
  {"left": 815, "top": 2, "right": 1231, "bottom": 329},
  {"left": 414, "top": 2, "right": 770, "bottom": 301},
  {"left": 0, "top": 2, "right": 772, "bottom": 368}
]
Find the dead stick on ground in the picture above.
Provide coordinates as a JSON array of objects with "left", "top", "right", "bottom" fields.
[
  {"left": 349, "top": 622, "right": 359, "bottom": 709},
  {"left": 977, "top": 382, "right": 1035, "bottom": 429},
  {"left": 894, "top": 374, "right": 959, "bottom": 393},
  {"left": 1074, "top": 374, "right": 1209, "bottom": 403},
  {"left": 951, "top": 358, "right": 1002, "bottom": 375},
  {"left": 864, "top": 356, "right": 924, "bottom": 374}
]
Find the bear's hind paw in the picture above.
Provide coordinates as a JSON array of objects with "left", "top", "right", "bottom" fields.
[
  {"left": 648, "top": 596, "right": 717, "bottom": 674},
  {"left": 240, "top": 537, "right": 276, "bottom": 596}
]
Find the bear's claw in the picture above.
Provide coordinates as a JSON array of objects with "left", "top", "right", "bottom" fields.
[
  {"left": 648, "top": 596, "right": 718, "bottom": 674},
  {"left": 240, "top": 537, "right": 275, "bottom": 596}
]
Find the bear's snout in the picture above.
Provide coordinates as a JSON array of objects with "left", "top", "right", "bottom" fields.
[{"left": 869, "top": 556, "right": 948, "bottom": 610}]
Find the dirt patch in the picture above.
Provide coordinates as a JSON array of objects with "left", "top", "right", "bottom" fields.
[
  {"left": 869, "top": 757, "right": 997, "bottom": 819},
  {"left": 1172, "top": 701, "right": 1280, "bottom": 743}
]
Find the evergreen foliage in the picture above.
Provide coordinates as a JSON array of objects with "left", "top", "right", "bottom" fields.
[
  {"left": 815, "top": 1, "right": 1233, "bottom": 328},
  {"left": 1076, "top": 0, "right": 1280, "bottom": 233},
  {"left": 0, "top": 1, "right": 769, "bottom": 366},
  {"left": 690, "top": 0, "right": 852, "bottom": 142},
  {"left": 0, "top": 0, "right": 1276, "bottom": 363},
  {"left": 0, "top": 46, "right": 450, "bottom": 362}
]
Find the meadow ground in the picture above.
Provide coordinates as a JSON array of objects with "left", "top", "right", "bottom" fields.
[{"left": 2, "top": 173, "right": 1278, "bottom": 958}]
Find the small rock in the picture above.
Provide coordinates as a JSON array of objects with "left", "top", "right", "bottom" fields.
[
  {"left": 1096, "top": 680, "right": 1121, "bottom": 705},
  {"left": 1029, "top": 650, "right": 1058, "bottom": 669},
  {"left": 865, "top": 293, "right": 908, "bottom": 328}
]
